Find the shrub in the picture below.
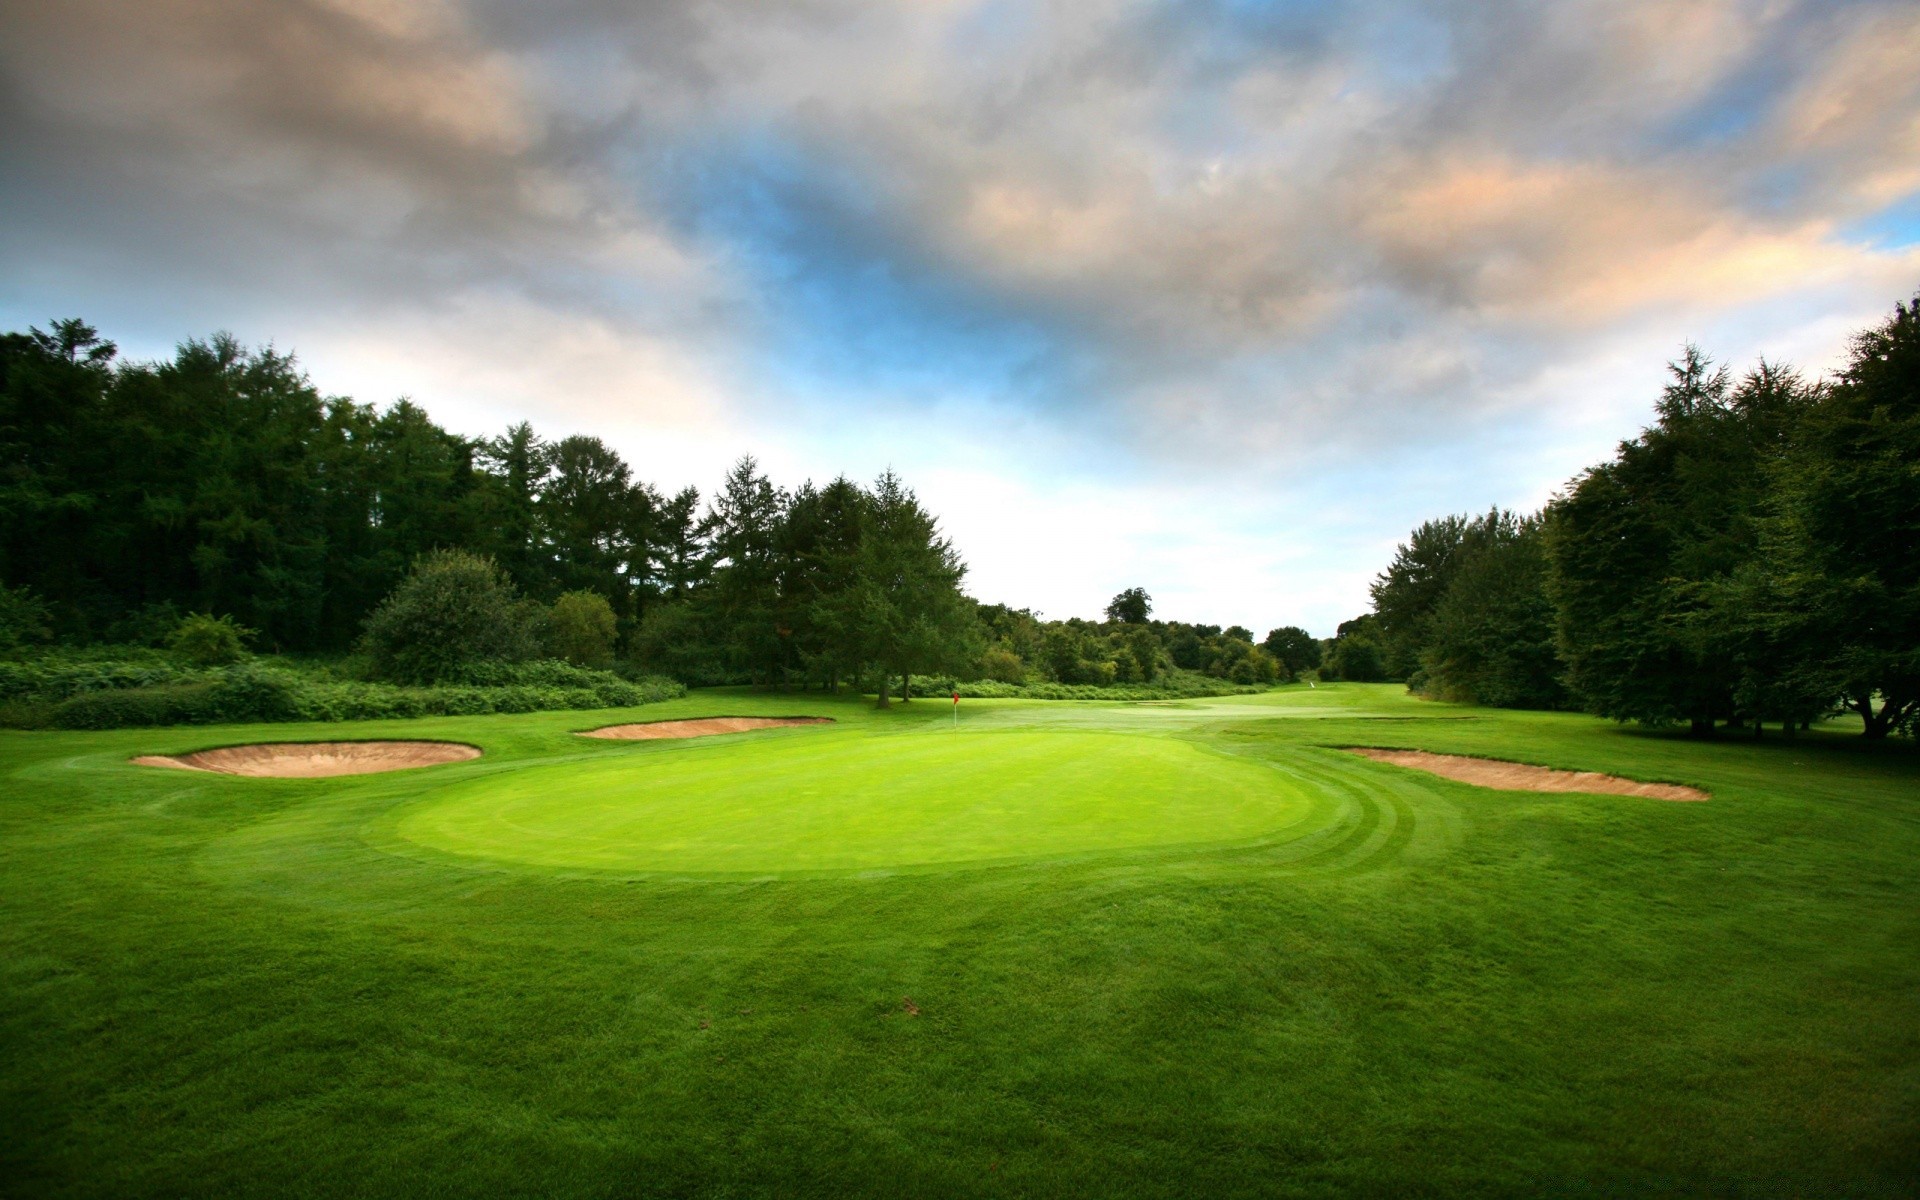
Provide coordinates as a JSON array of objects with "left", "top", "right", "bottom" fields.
[
  {"left": 548, "top": 591, "right": 618, "bottom": 668},
  {"left": 359, "top": 550, "right": 542, "bottom": 685},
  {"left": 980, "top": 647, "right": 1027, "bottom": 684},
  {"left": 0, "top": 583, "right": 51, "bottom": 650},
  {"left": 206, "top": 666, "right": 301, "bottom": 722},
  {"left": 47, "top": 683, "right": 222, "bottom": 729},
  {"left": 167, "top": 613, "right": 254, "bottom": 666}
]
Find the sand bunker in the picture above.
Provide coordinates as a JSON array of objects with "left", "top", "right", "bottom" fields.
[
  {"left": 581, "top": 716, "right": 834, "bottom": 740},
  {"left": 134, "top": 741, "right": 481, "bottom": 778},
  {"left": 1347, "top": 748, "right": 1708, "bottom": 801}
]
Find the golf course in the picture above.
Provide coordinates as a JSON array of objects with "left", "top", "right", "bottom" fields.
[{"left": 4, "top": 683, "right": 1915, "bottom": 1196}]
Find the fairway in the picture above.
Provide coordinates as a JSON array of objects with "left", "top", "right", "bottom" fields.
[
  {"left": 391, "top": 729, "right": 1315, "bottom": 874},
  {"left": 4, "top": 684, "right": 1917, "bottom": 1197}
]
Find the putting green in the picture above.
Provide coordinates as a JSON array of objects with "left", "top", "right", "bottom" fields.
[{"left": 386, "top": 729, "right": 1317, "bottom": 875}]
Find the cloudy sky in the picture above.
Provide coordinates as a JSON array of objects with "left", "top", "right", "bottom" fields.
[{"left": 3, "top": 0, "right": 1916, "bottom": 632}]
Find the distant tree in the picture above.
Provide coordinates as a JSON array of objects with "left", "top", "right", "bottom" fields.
[
  {"left": 1105, "top": 588, "right": 1152, "bottom": 624},
  {"left": 1371, "top": 512, "right": 1513, "bottom": 680},
  {"left": 802, "top": 476, "right": 871, "bottom": 692},
  {"left": 547, "top": 590, "right": 618, "bottom": 668},
  {"left": 542, "top": 435, "right": 651, "bottom": 615},
  {"left": 0, "top": 582, "right": 50, "bottom": 650},
  {"left": 1261, "top": 626, "right": 1320, "bottom": 680},
  {"left": 1322, "top": 615, "right": 1387, "bottom": 682},
  {"left": 852, "top": 470, "right": 974, "bottom": 706},
  {"left": 475, "top": 422, "right": 551, "bottom": 594},
  {"left": 651, "top": 486, "right": 707, "bottom": 602},
  {"left": 1419, "top": 514, "right": 1564, "bottom": 708},
  {"left": 704, "top": 456, "right": 787, "bottom": 684},
  {"left": 359, "top": 550, "right": 541, "bottom": 684},
  {"left": 980, "top": 645, "right": 1027, "bottom": 684}
]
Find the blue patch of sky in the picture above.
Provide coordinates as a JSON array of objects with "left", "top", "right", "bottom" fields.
[
  {"left": 646, "top": 128, "right": 1078, "bottom": 416},
  {"left": 1653, "top": 59, "right": 1791, "bottom": 153},
  {"left": 1841, "top": 192, "right": 1920, "bottom": 250}
]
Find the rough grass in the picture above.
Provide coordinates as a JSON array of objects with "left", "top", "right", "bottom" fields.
[{"left": 2, "top": 684, "right": 1916, "bottom": 1196}]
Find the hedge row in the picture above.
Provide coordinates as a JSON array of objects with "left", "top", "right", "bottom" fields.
[
  {"left": 906, "top": 672, "right": 1268, "bottom": 701},
  {"left": 3, "top": 665, "right": 685, "bottom": 730}
]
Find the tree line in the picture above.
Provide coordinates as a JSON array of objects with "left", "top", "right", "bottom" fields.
[
  {"left": 1, "top": 319, "right": 1325, "bottom": 700},
  {"left": 1327, "top": 292, "right": 1920, "bottom": 738}
]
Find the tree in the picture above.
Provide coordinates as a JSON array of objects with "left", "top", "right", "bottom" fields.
[
  {"left": 1419, "top": 514, "right": 1564, "bottom": 708},
  {"left": 850, "top": 470, "right": 974, "bottom": 706},
  {"left": 1261, "top": 626, "right": 1320, "bottom": 680},
  {"left": 547, "top": 591, "right": 618, "bottom": 668},
  {"left": 1370, "top": 512, "right": 1510, "bottom": 680},
  {"left": 475, "top": 422, "right": 551, "bottom": 595},
  {"left": 541, "top": 435, "right": 650, "bottom": 616},
  {"left": 1322, "top": 615, "right": 1387, "bottom": 681},
  {"left": 359, "top": 550, "right": 541, "bottom": 684},
  {"left": 1753, "top": 296, "right": 1920, "bottom": 737},
  {"left": 703, "top": 456, "right": 787, "bottom": 684},
  {"left": 1546, "top": 348, "right": 1811, "bottom": 733},
  {"left": 1105, "top": 588, "right": 1151, "bottom": 624}
]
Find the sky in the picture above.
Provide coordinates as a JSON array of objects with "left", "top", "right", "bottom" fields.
[{"left": 2, "top": 0, "right": 1917, "bottom": 634}]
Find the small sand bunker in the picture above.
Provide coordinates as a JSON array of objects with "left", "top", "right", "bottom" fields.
[
  {"left": 581, "top": 716, "right": 834, "bottom": 740},
  {"left": 134, "top": 741, "right": 481, "bottom": 778},
  {"left": 1347, "top": 748, "right": 1708, "bottom": 801}
]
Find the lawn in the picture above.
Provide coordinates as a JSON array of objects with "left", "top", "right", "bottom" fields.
[{"left": 2, "top": 684, "right": 1916, "bottom": 1196}]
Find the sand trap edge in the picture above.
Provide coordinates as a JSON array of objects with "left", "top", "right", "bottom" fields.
[
  {"left": 1345, "top": 747, "right": 1709, "bottom": 802},
  {"left": 133, "top": 740, "right": 482, "bottom": 779},
  {"left": 580, "top": 716, "right": 836, "bottom": 740}
]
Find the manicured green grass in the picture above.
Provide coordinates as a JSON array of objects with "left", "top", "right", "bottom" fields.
[
  {"left": 387, "top": 728, "right": 1319, "bottom": 875},
  {"left": 2, "top": 685, "right": 1916, "bottom": 1196}
]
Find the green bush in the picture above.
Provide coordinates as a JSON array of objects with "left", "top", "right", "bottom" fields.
[
  {"left": 0, "top": 583, "right": 51, "bottom": 650},
  {"left": 0, "top": 656, "right": 193, "bottom": 703},
  {"left": 548, "top": 591, "right": 618, "bottom": 668},
  {"left": 359, "top": 550, "right": 543, "bottom": 685},
  {"left": 167, "top": 613, "right": 254, "bottom": 666},
  {"left": 47, "top": 683, "right": 223, "bottom": 729},
  {"left": 2, "top": 649, "right": 685, "bottom": 730},
  {"left": 906, "top": 670, "right": 1265, "bottom": 702}
]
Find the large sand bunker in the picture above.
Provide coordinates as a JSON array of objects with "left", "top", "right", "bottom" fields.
[
  {"left": 134, "top": 741, "right": 481, "bottom": 778},
  {"left": 581, "top": 716, "right": 834, "bottom": 740},
  {"left": 1347, "top": 748, "right": 1708, "bottom": 802}
]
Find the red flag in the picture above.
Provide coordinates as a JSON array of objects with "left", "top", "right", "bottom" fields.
[{"left": 952, "top": 691, "right": 960, "bottom": 704}]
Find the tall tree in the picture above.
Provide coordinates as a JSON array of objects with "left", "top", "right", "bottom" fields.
[
  {"left": 850, "top": 470, "right": 973, "bottom": 706},
  {"left": 1546, "top": 348, "right": 1810, "bottom": 732},
  {"left": 1419, "top": 513, "right": 1563, "bottom": 708},
  {"left": 540, "top": 435, "right": 650, "bottom": 617},
  {"left": 1753, "top": 297, "right": 1920, "bottom": 737},
  {"left": 703, "top": 456, "right": 787, "bottom": 684},
  {"left": 1105, "top": 588, "right": 1152, "bottom": 624}
]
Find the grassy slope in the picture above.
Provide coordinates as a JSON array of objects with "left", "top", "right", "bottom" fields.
[{"left": 1, "top": 685, "right": 1915, "bottom": 1196}]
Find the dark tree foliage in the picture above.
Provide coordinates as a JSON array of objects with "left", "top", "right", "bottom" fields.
[
  {"left": 1261, "top": 626, "right": 1321, "bottom": 680},
  {"left": 359, "top": 550, "right": 542, "bottom": 685},
  {"left": 1105, "top": 588, "right": 1151, "bottom": 624},
  {"left": 1419, "top": 514, "right": 1563, "bottom": 709},
  {"left": 1362, "top": 296, "right": 1914, "bottom": 738},
  {"left": 1370, "top": 512, "right": 1510, "bottom": 680},
  {"left": 1747, "top": 297, "right": 1920, "bottom": 737},
  {"left": 1322, "top": 615, "right": 1387, "bottom": 682},
  {"left": 1546, "top": 349, "right": 1814, "bottom": 732}
]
